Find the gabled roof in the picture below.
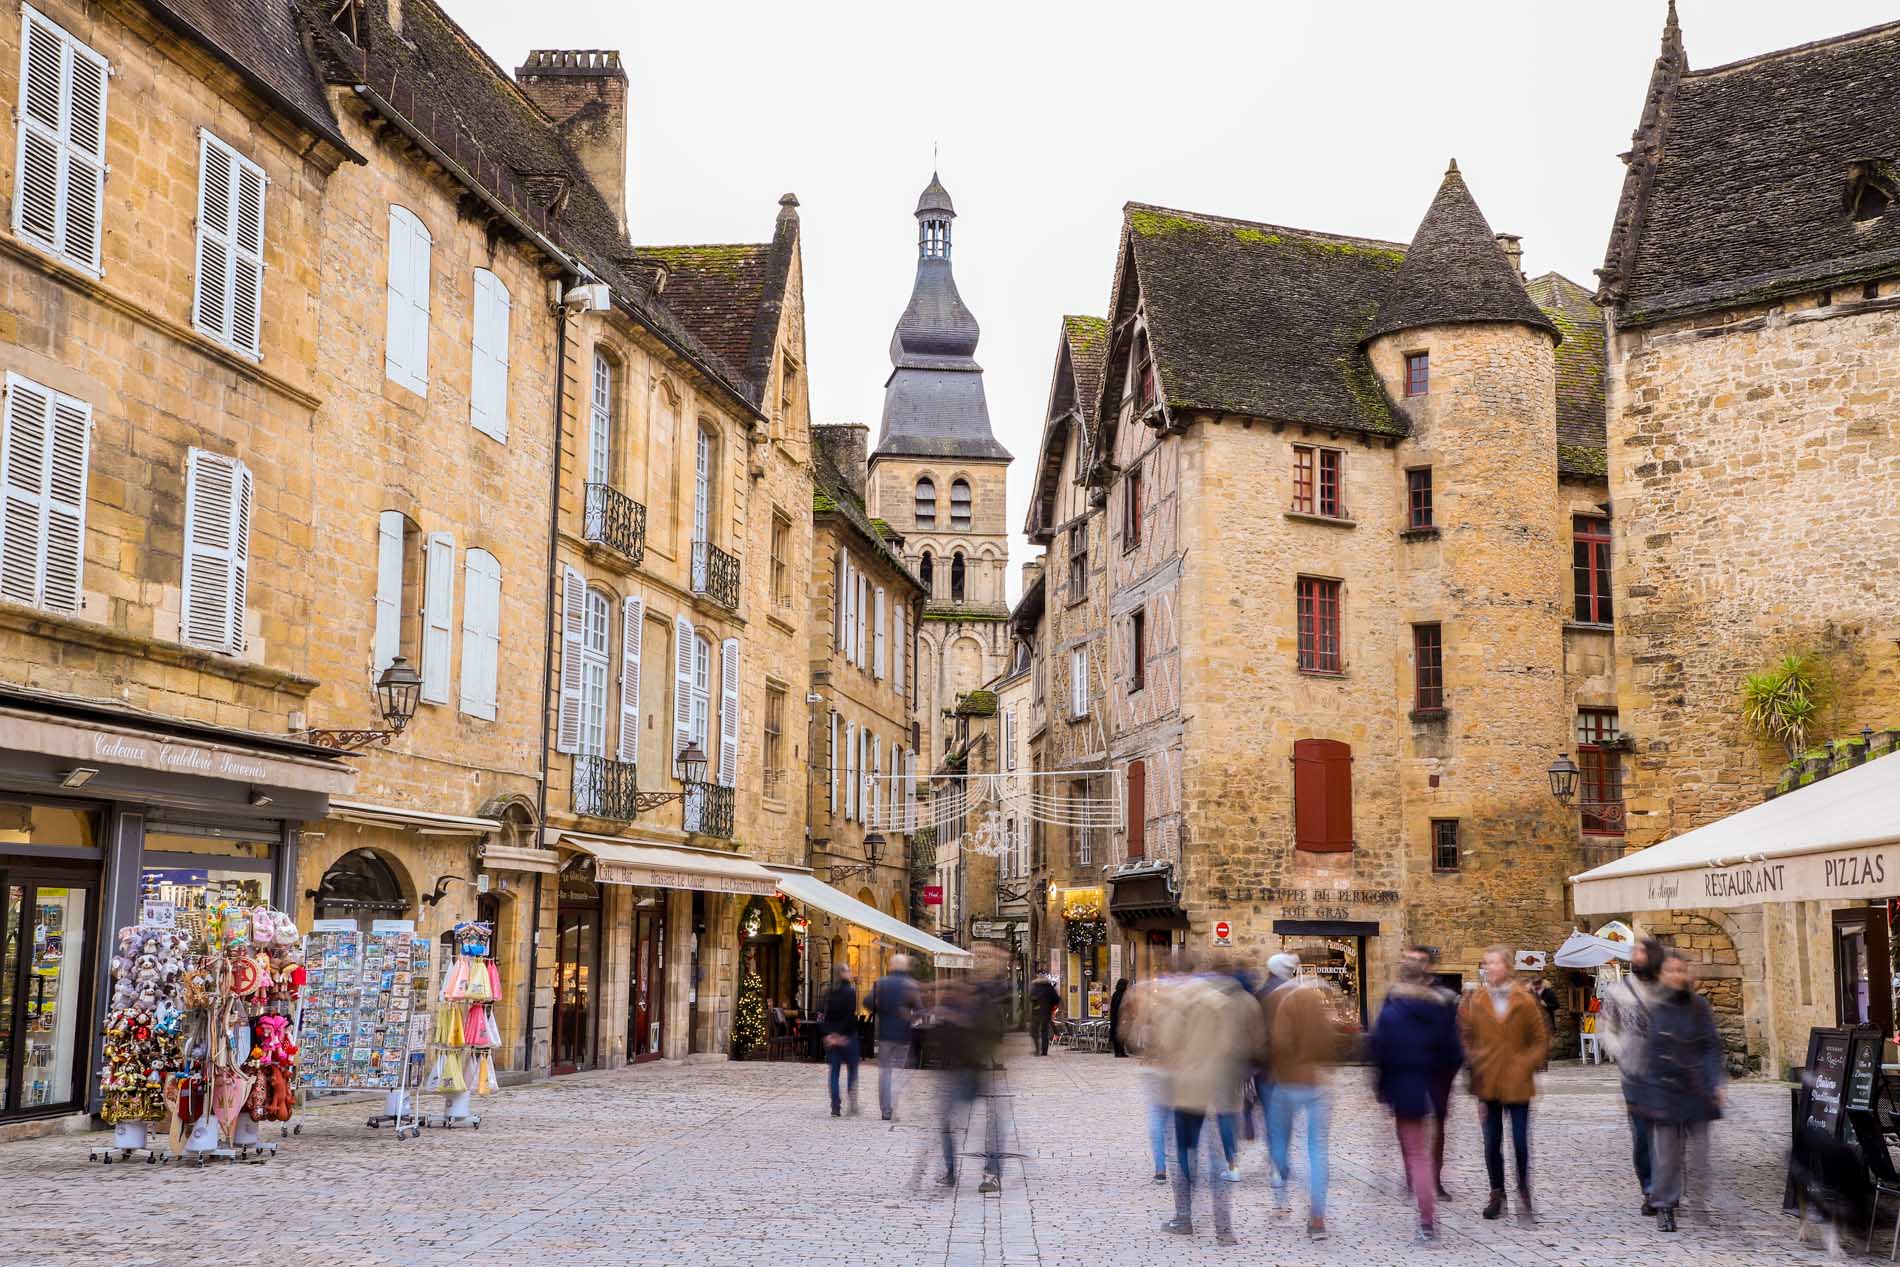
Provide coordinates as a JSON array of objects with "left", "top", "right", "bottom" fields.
[
  {"left": 812, "top": 439, "right": 923, "bottom": 594},
  {"left": 147, "top": 1, "right": 355, "bottom": 159},
  {"left": 1119, "top": 203, "right": 1406, "bottom": 438},
  {"left": 1526, "top": 273, "right": 1607, "bottom": 479},
  {"left": 631, "top": 246, "right": 771, "bottom": 385},
  {"left": 1365, "top": 162, "right": 1557, "bottom": 343},
  {"left": 1601, "top": 10, "right": 1900, "bottom": 323},
  {"left": 1061, "top": 315, "right": 1109, "bottom": 426},
  {"left": 1024, "top": 315, "right": 1107, "bottom": 542}
]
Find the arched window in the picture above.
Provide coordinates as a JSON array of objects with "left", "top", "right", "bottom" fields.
[
  {"left": 919, "top": 550, "right": 934, "bottom": 596},
  {"left": 314, "top": 849, "right": 409, "bottom": 928},
  {"left": 950, "top": 551, "right": 966, "bottom": 602},
  {"left": 914, "top": 477, "right": 937, "bottom": 529},
  {"left": 579, "top": 587, "right": 612, "bottom": 756},
  {"left": 950, "top": 479, "right": 972, "bottom": 528}
]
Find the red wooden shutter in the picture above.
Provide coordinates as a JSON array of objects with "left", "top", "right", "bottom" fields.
[
  {"left": 1294, "top": 738, "right": 1353, "bottom": 852},
  {"left": 1126, "top": 760, "right": 1146, "bottom": 859}
]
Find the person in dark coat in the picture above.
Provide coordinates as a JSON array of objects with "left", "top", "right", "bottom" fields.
[
  {"left": 868, "top": 955, "right": 923, "bottom": 1120},
  {"left": 1371, "top": 957, "right": 1465, "bottom": 1242},
  {"left": 1627, "top": 948, "right": 1725, "bottom": 1232},
  {"left": 1109, "top": 978, "right": 1131, "bottom": 1057},
  {"left": 819, "top": 964, "right": 861, "bottom": 1117},
  {"left": 1028, "top": 974, "right": 1061, "bottom": 1056}
]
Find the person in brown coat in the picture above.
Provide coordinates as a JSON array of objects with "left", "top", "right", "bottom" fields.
[{"left": 1458, "top": 945, "right": 1548, "bottom": 1224}]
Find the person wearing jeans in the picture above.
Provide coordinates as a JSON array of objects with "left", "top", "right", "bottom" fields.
[
  {"left": 1266, "top": 969, "right": 1343, "bottom": 1241},
  {"left": 1458, "top": 945, "right": 1549, "bottom": 1224},
  {"left": 1600, "top": 937, "right": 1665, "bottom": 1213},
  {"left": 819, "top": 965, "right": 861, "bottom": 1117},
  {"left": 869, "top": 955, "right": 922, "bottom": 1121},
  {"left": 1371, "top": 957, "right": 1465, "bottom": 1241}
]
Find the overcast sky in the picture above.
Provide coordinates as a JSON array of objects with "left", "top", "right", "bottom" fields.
[{"left": 450, "top": 0, "right": 1894, "bottom": 597}]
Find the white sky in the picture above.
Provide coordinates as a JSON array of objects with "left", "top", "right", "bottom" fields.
[{"left": 449, "top": 1, "right": 1896, "bottom": 598}]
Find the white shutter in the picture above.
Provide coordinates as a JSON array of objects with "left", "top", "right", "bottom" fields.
[
  {"left": 829, "top": 711, "right": 840, "bottom": 811},
  {"left": 718, "top": 637, "right": 740, "bottom": 787},
  {"left": 458, "top": 548, "right": 500, "bottom": 720},
  {"left": 419, "top": 531, "right": 454, "bottom": 703},
  {"left": 14, "top": 9, "right": 108, "bottom": 274},
  {"left": 859, "top": 728, "right": 871, "bottom": 828},
  {"left": 373, "top": 510, "right": 403, "bottom": 674},
  {"left": 617, "top": 596, "right": 643, "bottom": 763},
  {"left": 0, "top": 373, "right": 89, "bottom": 615},
  {"left": 673, "top": 614, "right": 695, "bottom": 766},
  {"left": 469, "top": 268, "right": 511, "bottom": 441},
  {"left": 870, "top": 738, "right": 881, "bottom": 829},
  {"left": 555, "top": 566, "right": 585, "bottom": 753},
  {"left": 874, "top": 586, "right": 887, "bottom": 680},
  {"left": 1005, "top": 708, "right": 1017, "bottom": 770},
  {"left": 844, "top": 720, "right": 857, "bottom": 821},
  {"left": 385, "top": 205, "right": 431, "bottom": 394},
  {"left": 179, "top": 449, "right": 251, "bottom": 654},
  {"left": 833, "top": 546, "right": 846, "bottom": 656},
  {"left": 893, "top": 604, "right": 905, "bottom": 695},
  {"left": 194, "top": 132, "right": 265, "bottom": 357},
  {"left": 841, "top": 555, "right": 856, "bottom": 665},
  {"left": 891, "top": 742, "right": 902, "bottom": 832}
]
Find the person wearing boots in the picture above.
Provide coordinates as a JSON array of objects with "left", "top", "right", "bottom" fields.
[
  {"left": 1600, "top": 935, "right": 1667, "bottom": 1214},
  {"left": 1459, "top": 945, "right": 1548, "bottom": 1224},
  {"left": 1629, "top": 948, "right": 1725, "bottom": 1232},
  {"left": 1373, "top": 955, "right": 1465, "bottom": 1243}
]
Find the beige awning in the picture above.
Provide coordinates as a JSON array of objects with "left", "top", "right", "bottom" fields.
[
  {"left": 556, "top": 833, "right": 779, "bottom": 894},
  {"left": 769, "top": 868, "right": 975, "bottom": 968},
  {"left": 330, "top": 798, "right": 500, "bottom": 836}
]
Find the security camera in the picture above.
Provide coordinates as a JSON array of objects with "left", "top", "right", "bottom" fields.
[{"left": 561, "top": 282, "right": 611, "bottom": 314}]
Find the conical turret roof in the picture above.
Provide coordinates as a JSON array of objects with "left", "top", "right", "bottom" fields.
[
  {"left": 915, "top": 172, "right": 955, "bottom": 218},
  {"left": 1366, "top": 160, "right": 1558, "bottom": 343}
]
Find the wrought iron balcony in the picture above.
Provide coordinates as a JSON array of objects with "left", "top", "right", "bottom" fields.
[
  {"left": 573, "top": 754, "right": 640, "bottom": 820},
  {"left": 583, "top": 482, "right": 646, "bottom": 566},
  {"left": 691, "top": 539, "right": 741, "bottom": 610},
  {"left": 683, "top": 781, "right": 734, "bottom": 838}
]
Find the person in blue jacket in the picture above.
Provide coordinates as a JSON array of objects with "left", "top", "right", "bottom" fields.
[
  {"left": 1627, "top": 947, "right": 1726, "bottom": 1232},
  {"left": 1370, "top": 955, "right": 1465, "bottom": 1243}
]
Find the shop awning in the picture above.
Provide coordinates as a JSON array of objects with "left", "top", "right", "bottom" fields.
[
  {"left": 555, "top": 833, "right": 779, "bottom": 894},
  {"left": 330, "top": 799, "right": 500, "bottom": 835},
  {"left": 767, "top": 869, "right": 975, "bottom": 968},
  {"left": 1570, "top": 749, "right": 1900, "bottom": 915},
  {"left": 1554, "top": 931, "right": 1632, "bottom": 969}
]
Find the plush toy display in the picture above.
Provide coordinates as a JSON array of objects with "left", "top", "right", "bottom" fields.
[{"left": 99, "top": 925, "right": 190, "bottom": 1125}]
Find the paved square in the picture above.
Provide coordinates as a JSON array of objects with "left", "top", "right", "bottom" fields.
[{"left": 0, "top": 1040, "right": 1840, "bottom": 1266}]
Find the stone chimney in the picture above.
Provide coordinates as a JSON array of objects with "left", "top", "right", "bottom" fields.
[
  {"left": 1021, "top": 559, "right": 1044, "bottom": 592},
  {"left": 515, "top": 51, "right": 630, "bottom": 234},
  {"left": 813, "top": 424, "right": 869, "bottom": 502},
  {"left": 1496, "top": 232, "right": 1525, "bottom": 281}
]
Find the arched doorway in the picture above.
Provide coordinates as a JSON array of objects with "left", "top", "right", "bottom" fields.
[
  {"left": 313, "top": 849, "right": 410, "bottom": 928},
  {"left": 552, "top": 857, "right": 601, "bottom": 1074},
  {"left": 739, "top": 895, "right": 791, "bottom": 1010}
]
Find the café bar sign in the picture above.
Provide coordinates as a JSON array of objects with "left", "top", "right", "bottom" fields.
[{"left": 1573, "top": 842, "right": 1900, "bottom": 915}]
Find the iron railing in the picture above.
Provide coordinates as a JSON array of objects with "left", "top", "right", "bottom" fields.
[
  {"left": 684, "top": 781, "right": 734, "bottom": 838},
  {"left": 573, "top": 754, "right": 639, "bottom": 820},
  {"left": 691, "top": 539, "right": 741, "bottom": 610},
  {"left": 583, "top": 482, "right": 646, "bottom": 566}
]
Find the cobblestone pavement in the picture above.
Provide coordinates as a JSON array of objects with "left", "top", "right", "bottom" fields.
[{"left": 0, "top": 1039, "right": 1840, "bottom": 1267}]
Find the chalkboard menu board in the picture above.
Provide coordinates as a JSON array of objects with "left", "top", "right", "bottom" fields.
[
  {"left": 1849, "top": 1030, "right": 1885, "bottom": 1113},
  {"left": 1803, "top": 1027, "right": 1851, "bottom": 1139}
]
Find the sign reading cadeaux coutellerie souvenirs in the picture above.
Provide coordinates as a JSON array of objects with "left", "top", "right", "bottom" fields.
[
  {"left": 91, "top": 730, "right": 271, "bottom": 781},
  {"left": 1573, "top": 843, "right": 1900, "bottom": 915}
]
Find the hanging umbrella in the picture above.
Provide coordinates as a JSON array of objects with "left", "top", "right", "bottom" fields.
[{"left": 1554, "top": 930, "right": 1633, "bottom": 969}]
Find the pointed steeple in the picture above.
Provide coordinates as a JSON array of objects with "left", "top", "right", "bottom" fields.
[
  {"left": 1366, "top": 161, "right": 1558, "bottom": 343},
  {"left": 1597, "top": 1, "right": 1688, "bottom": 303}
]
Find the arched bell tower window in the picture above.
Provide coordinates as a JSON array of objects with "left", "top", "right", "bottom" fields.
[
  {"left": 950, "top": 551, "right": 966, "bottom": 603},
  {"left": 919, "top": 550, "right": 934, "bottom": 597},
  {"left": 950, "top": 479, "right": 972, "bottom": 528},
  {"left": 915, "top": 477, "right": 937, "bottom": 529}
]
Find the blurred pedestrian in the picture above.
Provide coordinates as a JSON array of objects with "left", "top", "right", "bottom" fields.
[
  {"left": 1250, "top": 953, "right": 1298, "bottom": 1176},
  {"left": 1109, "top": 977, "right": 1130, "bottom": 1057},
  {"left": 1125, "top": 974, "right": 1175, "bottom": 1183},
  {"left": 1629, "top": 948, "right": 1725, "bottom": 1232},
  {"left": 1459, "top": 945, "right": 1547, "bottom": 1224},
  {"left": 1155, "top": 962, "right": 1261, "bottom": 1244},
  {"left": 1400, "top": 946, "right": 1460, "bottom": 1197},
  {"left": 938, "top": 952, "right": 1008, "bottom": 1194},
  {"left": 1600, "top": 935, "right": 1666, "bottom": 1214},
  {"left": 1372, "top": 954, "right": 1465, "bottom": 1242},
  {"left": 1028, "top": 973, "right": 1061, "bottom": 1056},
  {"left": 820, "top": 963, "right": 861, "bottom": 1118},
  {"left": 869, "top": 954, "right": 923, "bottom": 1121},
  {"left": 1268, "top": 962, "right": 1343, "bottom": 1242}
]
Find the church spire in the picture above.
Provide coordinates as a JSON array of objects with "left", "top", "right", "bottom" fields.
[{"left": 916, "top": 171, "right": 955, "bottom": 259}]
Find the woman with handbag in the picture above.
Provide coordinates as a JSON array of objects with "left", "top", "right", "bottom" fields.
[{"left": 1628, "top": 947, "right": 1726, "bottom": 1231}]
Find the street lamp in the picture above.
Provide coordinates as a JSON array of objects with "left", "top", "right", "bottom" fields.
[
  {"left": 831, "top": 829, "right": 885, "bottom": 882},
  {"left": 628, "top": 742, "right": 710, "bottom": 812},
  {"left": 306, "top": 656, "right": 423, "bottom": 750},
  {"left": 1547, "top": 753, "right": 1580, "bottom": 806}
]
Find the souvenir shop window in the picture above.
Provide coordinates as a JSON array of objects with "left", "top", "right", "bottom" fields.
[
  {"left": 0, "top": 800, "right": 97, "bottom": 850},
  {"left": 140, "top": 830, "right": 275, "bottom": 926},
  {"left": 313, "top": 849, "right": 410, "bottom": 929}
]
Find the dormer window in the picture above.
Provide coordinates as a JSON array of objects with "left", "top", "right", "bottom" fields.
[{"left": 1844, "top": 159, "right": 1900, "bottom": 221}]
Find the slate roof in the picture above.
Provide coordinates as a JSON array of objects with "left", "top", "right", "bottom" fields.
[
  {"left": 1061, "top": 315, "right": 1109, "bottom": 426},
  {"left": 1121, "top": 203, "right": 1406, "bottom": 437},
  {"left": 146, "top": 1, "right": 354, "bottom": 158},
  {"left": 634, "top": 245, "right": 772, "bottom": 386},
  {"left": 1603, "top": 13, "right": 1900, "bottom": 323},
  {"left": 1526, "top": 273, "right": 1607, "bottom": 479},
  {"left": 1024, "top": 315, "right": 1107, "bottom": 543},
  {"left": 1364, "top": 162, "right": 1557, "bottom": 343}
]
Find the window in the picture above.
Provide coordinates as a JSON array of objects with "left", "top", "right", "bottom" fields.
[
  {"left": 418, "top": 531, "right": 454, "bottom": 704},
  {"left": 469, "top": 268, "right": 511, "bottom": 441},
  {"left": 1412, "top": 623, "right": 1443, "bottom": 712},
  {"left": 1292, "top": 737, "right": 1353, "bottom": 852},
  {"left": 1292, "top": 445, "right": 1343, "bottom": 517},
  {"left": 893, "top": 602, "right": 906, "bottom": 695},
  {"left": 588, "top": 352, "right": 614, "bottom": 485},
  {"left": 193, "top": 133, "right": 266, "bottom": 358},
  {"left": 1069, "top": 647, "right": 1088, "bottom": 719},
  {"left": 693, "top": 427, "right": 713, "bottom": 545},
  {"left": 1124, "top": 467, "right": 1143, "bottom": 549},
  {"left": 180, "top": 449, "right": 253, "bottom": 654},
  {"left": 1133, "top": 332, "right": 1155, "bottom": 412},
  {"left": 770, "top": 512, "right": 791, "bottom": 608},
  {"left": 458, "top": 547, "right": 501, "bottom": 720},
  {"left": 1129, "top": 609, "right": 1146, "bottom": 691},
  {"left": 1296, "top": 576, "right": 1342, "bottom": 673},
  {"left": 384, "top": 205, "right": 432, "bottom": 394},
  {"left": 914, "top": 477, "right": 936, "bottom": 529},
  {"left": 671, "top": 618, "right": 713, "bottom": 781},
  {"left": 763, "top": 685, "right": 785, "bottom": 797},
  {"left": 1404, "top": 352, "right": 1429, "bottom": 398},
  {"left": 0, "top": 371, "right": 91, "bottom": 615},
  {"left": 578, "top": 587, "right": 611, "bottom": 757},
  {"left": 844, "top": 719, "right": 858, "bottom": 820},
  {"left": 1432, "top": 819, "right": 1459, "bottom": 871},
  {"left": 950, "top": 552, "right": 965, "bottom": 603},
  {"left": 950, "top": 478, "right": 972, "bottom": 528},
  {"left": 1406, "top": 467, "right": 1434, "bottom": 530},
  {"left": 777, "top": 355, "right": 799, "bottom": 436},
  {"left": 14, "top": 7, "right": 108, "bottom": 274},
  {"left": 918, "top": 550, "right": 933, "bottom": 597},
  {"left": 616, "top": 596, "right": 642, "bottom": 763},
  {"left": 1577, "top": 708, "right": 1624, "bottom": 836},
  {"left": 1067, "top": 523, "right": 1086, "bottom": 600},
  {"left": 834, "top": 549, "right": 853, "bottom": 663},
  {"left": 1573, "top": 515, "right": 1613, "bottom": 625},
  {"left": 1126, "top": 760, "right": 1146, "bottom": 860}
]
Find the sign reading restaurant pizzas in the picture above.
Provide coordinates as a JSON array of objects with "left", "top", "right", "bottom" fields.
[{"left": 1573, "top": 842, "right": 1900, "bottom": 915}]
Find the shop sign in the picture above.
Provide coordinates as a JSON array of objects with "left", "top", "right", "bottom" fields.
[
  {"left": 922, "top": 884, "right": 943, "bottom": 906},
  {"left": 1514, "top": 950, "right": 1547, "bottom": 971},
  {"left": 1573, "top": 843, "right": 1900, "bottom": 915},
  {"left": 371, "top": 919, "right": 416, "bottom": 934},
  {"left": 1212, "top": 919, "right": 1232, "bottom": 946},
  {"left": 91, "top": 731, "right": 271, "bottom": 781},
  {"left": 1261, "top": 886, "right": 1401, "bottom": 922},
  {"left": 310, "top": 919, "right": 357, "bottom": 932},
  {"left": 595, "top": 863, "right": 775, "bottom": 895},
  {"left": 140, "top": 900, "right": 176, "bottom": 928}
]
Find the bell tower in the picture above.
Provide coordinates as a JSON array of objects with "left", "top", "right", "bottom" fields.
[{"left": 866, "top": 173, "right": 1013, "bottom": 773}]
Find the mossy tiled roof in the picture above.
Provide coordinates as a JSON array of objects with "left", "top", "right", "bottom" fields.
[{"left": 1527, "top": 272, "right": 1608, "bottom": 480}]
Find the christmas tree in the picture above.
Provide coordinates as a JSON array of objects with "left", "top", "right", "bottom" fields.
[{"left": 730, "top": 969, "right": 766, "bottom": 1059}]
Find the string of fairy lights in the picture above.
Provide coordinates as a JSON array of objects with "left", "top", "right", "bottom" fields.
[{"left": 861, "top": 770, "right": 1121, "bottom": 856}]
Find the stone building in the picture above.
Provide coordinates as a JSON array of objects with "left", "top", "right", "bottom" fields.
[
  {"left": 1594, "top": 9, "right": 1900, "bottom": 1070},
  {"left": 863, "top": 175, "right": 1014, "bottom": 778}
]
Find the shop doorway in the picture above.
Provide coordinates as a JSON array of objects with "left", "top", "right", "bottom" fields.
[
  {"left": 740, "top": 896, "right": 790, "bottom": 1012},
  {"left": 0, "top": 861, "right": 98, "bottom": 1120},
  {"left": 627, "top": 891, "right": 666, "bottom": 1063},
  {"left": 1278, "top": 930, "right": 1371, "bottom": 1030},
  {"left": 1834, "top": 906, "right": 1892, "bottom": 1032},
  {"left": 552, "top": 859, "right": 601, "bottom": 1074}
]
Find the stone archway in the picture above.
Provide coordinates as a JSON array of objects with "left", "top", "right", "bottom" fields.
[{"left": 1640, "top": 909, "right": 1748, "bottom": 1060}]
